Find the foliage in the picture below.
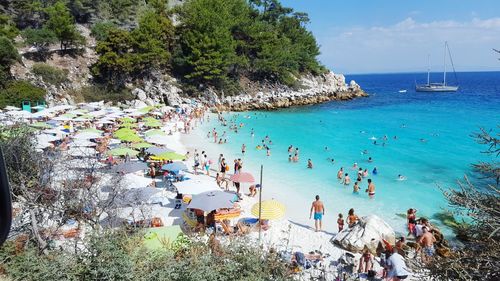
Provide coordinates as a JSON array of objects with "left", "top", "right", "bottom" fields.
[
  {"left": 0, "top": 14, "right": 19, "bottom": 40},
  {"left": 22, "top": 27, "right": 57, "bottom": 48},
  {"left": 0, "top": 36, "right": 21, "bottom": 87},
  {"left": 92, "top": 1, "right": 174, "bottom": 87},
  {"left": 90, "top": 21, "right": 116, "bottom": 41},
  {"left": 45, "top": 0, "right": 85, "bottom": 50},
  {"left": 0, "top": 231, "right": 291, "bottom": 281},
  {"left": 31, "top": 63, "right": 69, "bottom": 86},
  {"left": 423, "top": 127, "right": 500, "bottom": 281},
  {"left": 0, "top": 80, "right": 45, "bottom": 109},
  {"left": 78, "top": 84, "right": 135, "bottom": 103},
  {"left": 9, "top": 0, "right": 48, "bottom": 29}
]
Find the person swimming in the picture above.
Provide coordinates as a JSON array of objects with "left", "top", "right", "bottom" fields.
[
  {"left": 372, "top": 167, "right": 378, "bottom": 175},
  {"left": 368, "top": 157, "right": 373, "bottom": 163},
  {"left": 397, "top": 174, "right": 407, "bottom": 181},
  {"left": 362, "top": 150, "right": 369, "bottom": 155},
  {"left": 353, "top": 162, "right": 358, "bottom": 169},
  {"left": 307, "top": 159, "right": 313, "bottom": 169}
]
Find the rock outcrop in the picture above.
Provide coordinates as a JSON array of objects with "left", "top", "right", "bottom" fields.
[
  {"left": 207, "top": 71, "right": 367, "bottom": 111},
  {"left": 331, "top": 215, "right": 395, "bottom": 253},
  {"left": 131, "top": 73, "right": 186, "bottom": 107}
]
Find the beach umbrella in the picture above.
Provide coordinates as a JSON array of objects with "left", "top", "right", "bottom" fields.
[
  {"left": 71, "top": 140, "right": 97, "bottom": 147},
  {"left": 107, "top": 147, "right": 139, "bottom": 156},
  {"left": 120, "top": 117, "right": 136, "bottom": 123},
  {"left": 230, "top": 172, "right": 255, "bottom": 183},
  {"left": 30, "top": 122, "right": 52, "bottom": 129},
  {"left": 251, "top": 199, "right": 285, "bottom": 220},
  {"left": 73, "top": 132, "right": 102, "bottom": 140},
  {"left": 144, "top": 120, "right": 162, "bottom": 128},
  {"left": 138, "top": 106, "right": 154, "bottom": 113},
  {"left": 132, "top": 142, "right": 153, "bottom": 149},
  {"left": 151, "top": 152, "right": 185, "bottom": 161},
  {"left": 162, "top": 162, "right": 188, "bottom": 171},
  {"left": 146, "top": 136, "right": 169, "bottom": 145},
  {"left": 111, "top": 161, "right": 148, "bottom": 174},
  {"left": 144, "top": 129, "right": 166, "bottom": 137},
  {"left": 79, "top": 128, "right": 103, "bottom": 134},
  {"left": 120, "top": 122, "right": 138, "bottom": 128},
  {"left": 118, "top": 133, "right": 143, "bottom": 143},
  {"left": 188, "top": 191, "right": 237, "bottom": 212},
  {"left": 145, "top": 146, "right": 174, "bottom": 155},
  {"left": 173, "top": 174, "right": 220, "bottom": 195}
]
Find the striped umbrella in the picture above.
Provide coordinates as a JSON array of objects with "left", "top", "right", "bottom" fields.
[
  {"left": 251, "top": 199, "right": 285, "bottom": 220},
  {"left": 229, "top": 172, "right": 255, "bottom": 183}
]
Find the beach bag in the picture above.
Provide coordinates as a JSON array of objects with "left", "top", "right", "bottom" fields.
[{"left": 225, "top": 165, "right": 229, "bottom": 171}]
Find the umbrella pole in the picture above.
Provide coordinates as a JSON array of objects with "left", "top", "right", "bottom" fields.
[{"left": 258, "top": 164, "right": 263, "bottom": 241}]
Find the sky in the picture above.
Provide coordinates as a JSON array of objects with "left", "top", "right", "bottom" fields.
[{"left": 281, "top": 0, "right": 500, "bottom": 74}]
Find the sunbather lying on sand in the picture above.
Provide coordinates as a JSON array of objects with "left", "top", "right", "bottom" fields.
[{"left": 220, "top": 219, "right": 250, "bottom": 235}]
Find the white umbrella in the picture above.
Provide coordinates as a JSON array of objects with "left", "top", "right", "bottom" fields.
[
  {"left": 188, "top": 190, "right": 237, "bottom": 212},
  {"left": 6, "top": 110, "right": 32, "bottom": 119},
  {"left": 87, "top": 110, "right": 107, "bottom": 117},
  {"left": 146, "top": 136, "right": 169, "bottom": 145},
  {"left": 71, "top": 140, "right": 97, "bottom": 147},
  {"left": 36, "top": 133, "right": 61, "bottom": 143},
  {"left": 67, "top": 147, "right": 97, "bottom": 157},
  {"left": 174, "top": 174, "right": 220, "bottom": 195},
  {"left": 53, "top": 115, "right": 73, "bottom": 121},
  {"left": 73, "top": 132, "right": 102, "bottom": 140}
]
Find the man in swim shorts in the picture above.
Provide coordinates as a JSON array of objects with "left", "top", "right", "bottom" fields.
[
  {"left": 309, "top": 195, "right": 325, "bottom": 232},
  {"left": 418, "top": 226, "right": 436, "bottom": 263},
  {"left": 366, "top": 179, "right": 375, "bottom": 199}
]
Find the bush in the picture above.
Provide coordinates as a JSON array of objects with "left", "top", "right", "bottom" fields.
[
  {"left": 0, "top": 80, "right": 46, "bottom": 109},
  {"left": 0, "top": 231, "right": 291, "bottom": 281},
  {"left": 78, "top": 84, "right": 134, "bottom": 104},
  {"left": 31, "top": 63, "right": 69, "bottom": 86}
]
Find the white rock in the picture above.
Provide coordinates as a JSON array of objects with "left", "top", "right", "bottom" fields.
[
  {"left": 133, "top": 88, "right": 147, "bottom": 101},
  {"left": 331, "top": 215, "right": 395, "bottom": 253}
]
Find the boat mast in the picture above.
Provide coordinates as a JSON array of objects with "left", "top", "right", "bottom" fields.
[
  {"left": 443, "top": 41, "right": 447, "bottom": 86},
  {"left": 427, "top": 54, "right": 430, "bottom": 85}
]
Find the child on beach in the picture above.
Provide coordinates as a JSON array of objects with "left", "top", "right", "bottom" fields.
[{"left": 337, "top": 214, "right": 344, "bottom": 232}]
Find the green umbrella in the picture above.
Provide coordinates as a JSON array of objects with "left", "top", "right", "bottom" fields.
[
  {"left": 143, "top": 226, "right": 183, "bottom": 250},
  {"left": 138, "top": 106, "right": 154, "bottom": 114},
  {"left": 114, "top": 128, "right": 142, "bottom": 143},
  {"left": 120, "top": 117, "right": 136, "bottom": 123},
  {"left": 142, "top": 117, "right": 158, "bottom": 122},
  {"left": 107, "top": 147, "right": 139, "bottom": 156},
  {"left": 132, "top": 142, "right": 153, "bottom": 149},
  {"left": 144, "top": 121, "right": 161, "bottom": 128},
  {"left": 151, "top": 152, "right": 185, "bottom": 161},
  {"left": 145, "top": 129, "right": 166, "bottom": 137},
  {"left": 30, "top": 122, "right": 52, "bottom": 129},
  {"left": 120, "top": 122, "right": 138, "bottom": 128}
]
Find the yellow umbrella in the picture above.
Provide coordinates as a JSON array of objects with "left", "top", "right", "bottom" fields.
[{"left": 251, "top": 199, "right": 285, "bottom": 220}]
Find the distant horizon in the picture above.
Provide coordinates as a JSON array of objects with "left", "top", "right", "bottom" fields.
[
  {"left": 343, "top": 69, "right": 500, "bottom": 76},
  {"left": 282, "top": 0, "right": 500, "bottom": 74}
]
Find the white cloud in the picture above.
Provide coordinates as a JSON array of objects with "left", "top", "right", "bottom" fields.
[{"left": 319, "top": 17, "right": 500, "bottom": 73}]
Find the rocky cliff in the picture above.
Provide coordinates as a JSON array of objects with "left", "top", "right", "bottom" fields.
[{"left": 204, "top": 72, "right": 367, "bottom": 111}]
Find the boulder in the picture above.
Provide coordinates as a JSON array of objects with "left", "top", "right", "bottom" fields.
[
  {"left": 133, "top": 88, "right": 147, "bottom": 101},
  {"left": 331, "top": 215, "right": 395, "bottom": 253}
]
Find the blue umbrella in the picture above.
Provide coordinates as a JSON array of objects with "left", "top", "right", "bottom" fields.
[
  {"left": 146, "top": 146, "right": 174, "bottom": 155},
  {"left": 162, "top": 162, "right": 188, "bottom": 171}
]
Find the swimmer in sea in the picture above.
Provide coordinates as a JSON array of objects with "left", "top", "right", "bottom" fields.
[
  {"left": 324, "top": 146, "right": 329, "bottom": 151},
  {"left": 363, "top": 169, "right": 368, "bottom": 177},
  {"left": 353, "top": 162, "right": 358, "bottom": 169},
  {"left": 266, "top": 147, "right": 271, "bottom": 156},
  {"left": 353, "top": 182, "right": 360, "bottom": 193},
  {"left": 368, "top": 157, "right": 373, "bottom": 163},
  {"left": 397, "top": 174, "right": 407, "bottom": 181},
  {"left": 362, "top": 150, "right": 369, "bottom": 155},
  {"left": 343, "top": 173, "right": 351, "bottom": 185},
  {"left": 420, "top": 138, "right": 427, "bottom": 143},
  {"left": 372, "top": 167, "right": 378, "bottom": 175},
  {"left": 337, "top": 167, "right": 344, "bottom": 180},
  {"left": 288, "top": 155, "right": 292, "bottom": 162},
  {"left": 307, "top": 159, "right": 313, "bottom": 169}
]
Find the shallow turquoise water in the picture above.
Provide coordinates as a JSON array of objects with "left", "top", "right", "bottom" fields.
[{"left": 192, "top": 72, "right": 499, "bottom": 237}]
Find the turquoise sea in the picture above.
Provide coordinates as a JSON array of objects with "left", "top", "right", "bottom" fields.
[{"left": 189, "top": 71, "right": 499, "bottom": 237}]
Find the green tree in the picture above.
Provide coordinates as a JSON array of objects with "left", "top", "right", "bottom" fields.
[
  {"left": 0, "top": 14, "right": 19, "bottom": 40},
  {"left": 174, "top": 0, "right": 248, "bottom": 88},
  {"left": 0, "top": 36, "right": 21, "bottom": 87},
  {"left": 92, "top": 28, "right": 135, "bottom": 87},
  {"left": 22, "top": 28, "right": 57, "bottom": 48},
  {"left": 90, "top": 21, "right": 117, "bottom": 41},
  {"left": 45, "top": 1, "right": 85, "bottom": 50},
  {"left": 0, "top": 80, "right": 46, "bottom": 108}
]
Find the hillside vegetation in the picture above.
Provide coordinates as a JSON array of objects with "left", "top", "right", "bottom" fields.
[{"left": 0, "top": 0, "right": 326, "bottom": 107}]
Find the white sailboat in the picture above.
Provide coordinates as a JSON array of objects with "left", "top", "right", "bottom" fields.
[{"left": 416, "top": 42, "right": 459, "bottom": 92}]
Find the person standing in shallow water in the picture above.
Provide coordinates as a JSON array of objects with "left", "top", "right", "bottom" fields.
[
  {"left": 309, "top": 195, "right": 325, "bottom": 232},
  {"left": 366, "top": 179, "right": 375, "bottom": 199},
  {"left": 241, "top": 143, "right": 246, "bottom": 155}
]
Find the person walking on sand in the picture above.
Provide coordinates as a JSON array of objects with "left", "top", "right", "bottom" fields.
[
  {"left": 309, "top": 195, "right": 325, "bottom": 232},
  {"left": 366, "top": 179, "right": 375, "bottom": 199}
]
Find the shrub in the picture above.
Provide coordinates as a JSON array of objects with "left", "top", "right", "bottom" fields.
[
  {"left": 78, "top": 84, "right": 134, "bottom": 104},
  {"left": 0, "top": 80, "right": 46, "bottom": 109},
  {"left": 31, "top": 63, "right": 69, "bottom": 86}
]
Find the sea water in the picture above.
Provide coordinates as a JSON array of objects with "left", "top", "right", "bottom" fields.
[{"left": 187, "top": 71, "right": 499, "bottom": 237}]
